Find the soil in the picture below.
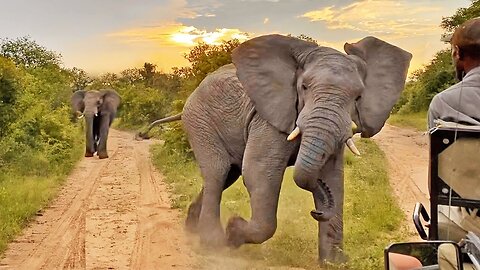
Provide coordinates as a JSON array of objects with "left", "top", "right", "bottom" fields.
[
  {"left": 0, "top": 129, "right": 197, "bottom": 270},
  {"left": 372, "top": 124, "right": 430, "bottom": 240},
  {"left": 0, "top": 125, "right": 431, "bottom": 269}
]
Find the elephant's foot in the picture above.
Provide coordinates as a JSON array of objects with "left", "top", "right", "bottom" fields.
[
  {"left": 225, "top": 216, "right": 248, "bottom": 248},
  {"left": 185, "top": 201, "right": 202, "bottom": 234},
  {"left": 98, "top": 152, "right": 109, "bottom": 159},
  {"left": 85, "top": 151, "right": 94, "bottom": 157},
  {"left": 198, "top": 225, "right": 226, "bottom": 247}
]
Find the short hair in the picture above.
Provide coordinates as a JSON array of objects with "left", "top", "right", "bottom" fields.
[{"left": 451, "top": 17, "right": 480, "bottom": 59}]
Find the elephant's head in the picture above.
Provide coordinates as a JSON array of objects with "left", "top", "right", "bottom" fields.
[
  {"left": 232, "top": 35, "right": 411, "bottom": 220},
  {"left": 71, "top": 89, "right": 121, "bottom": 157}
]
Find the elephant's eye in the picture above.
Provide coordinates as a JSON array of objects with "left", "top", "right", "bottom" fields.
[
  {"left": 302, "top": 84, "right": 307, "bottom": 91},
  {"left": 355, "top": 95, "right": 361, "bottom": 101}
]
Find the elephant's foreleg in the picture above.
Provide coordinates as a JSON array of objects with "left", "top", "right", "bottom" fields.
[
  {"left": 84, "top": 116, "right": 95, "bottom": 157},
  {"left": 97, "top": 114, "right": 111, "bottom": 159},
  {"left": 226, "top": 123, "right": 293, "bottom": 247}
]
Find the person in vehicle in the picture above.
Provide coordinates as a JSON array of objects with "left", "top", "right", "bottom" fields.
[
  {"left": 428, "top": 17, "right": 480, "bottom": 128},
  {"left": 427, "top": 17, "right": 480, "bottom": 243}
]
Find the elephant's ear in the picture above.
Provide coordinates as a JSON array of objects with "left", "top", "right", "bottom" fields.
[
  {"left": 100, "top": 89, "right": 121, "bottom": 113},
  {"left": 71, "top": 90, "right": 86, "bottom": 113},
  {"left": 344, "top": 37, "right": 412, "bottom": 137},
  {"left": 232, "top": 34, "right": 317, "bottom": 133}
]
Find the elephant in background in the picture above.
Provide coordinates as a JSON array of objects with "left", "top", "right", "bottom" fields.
[
  {"left": 71, "top": 89, "right": 121, "bottom": 159},
  {"left": 144, "top": 34, "right": 411, "bottom": 264}
]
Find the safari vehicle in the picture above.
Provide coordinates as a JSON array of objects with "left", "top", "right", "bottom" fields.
[{"left": 384, "top": 122, "right": 480, "bottom": 270}]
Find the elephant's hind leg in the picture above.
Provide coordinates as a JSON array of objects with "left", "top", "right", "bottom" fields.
[
  {"left": 186, "top": 165, "right": 241, "bottom": 234},
  {"left": 192, "top": 151, "right": 236, "bottom": 247}
]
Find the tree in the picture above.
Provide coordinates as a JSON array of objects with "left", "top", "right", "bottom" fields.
[
  {"left": 178, "top": 39, "right": 240, "bottom": 85},
  {"left": 0, "top": 57, "right": 21, "bottom": 137},
  {"left": 0, "top": 36, "right": 62, "bottom": 68},
  {"left": 120, "top": 68, "right": 143, "bottom": 84},
  {"left": 288, "top": 34, "right": 318, "bottom": 45},
  {"left": 441, "top": 0, "right": 480, "bottom": 31},
  {"left": 89, "top": 73, "right": 119, "bottom": 89},
  {"left": 70, "top": 67, "right": 92, "bottom": 91},
  {"left": 140, "top": 62, "right": 156, "bottom": 86},
  {"left": 395, "top": 1, "right": 479, "bottom": 113}
]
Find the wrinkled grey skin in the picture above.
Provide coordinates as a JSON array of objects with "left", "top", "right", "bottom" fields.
[
  {"left": 149, "top": 35, "right": 411, "bottom": 264},
  {"left": 71, "top": 89, "right": 121, "bottom": 159}
]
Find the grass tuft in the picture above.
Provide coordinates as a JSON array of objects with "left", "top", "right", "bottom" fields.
[{"left": 387, "top": 111, "right": 428, "bottom": 131}]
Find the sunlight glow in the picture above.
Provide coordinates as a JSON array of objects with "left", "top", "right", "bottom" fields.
[
  {"left": 170, "top": 26, "right": 249, "bottom": 46},
  {"left": 109, "top": 24, "right": 249, "bottom": 47}
]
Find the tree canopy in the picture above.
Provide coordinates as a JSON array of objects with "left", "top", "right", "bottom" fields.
[
  {"left": 394, "top": 0, "right": 480, "bottom": 114},
  {"left": 0, "top": 36, "right": 62, "bottom": 68}
]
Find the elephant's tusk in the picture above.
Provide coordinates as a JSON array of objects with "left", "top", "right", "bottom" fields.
[
  {"left": 287, "top": 126, "right": 301, "bottom": 141},
  {"left": 346, "top": 138, "right": 361, "bottom": 156},
  {"left": 351, "top": 121, "right": 358, "bottom": 134},
  {"left": 76, "top": 111, "right": 84, "bottom": 119}
]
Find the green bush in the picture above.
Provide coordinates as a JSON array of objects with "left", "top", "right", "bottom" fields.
[
  {"left": 395, "top": 50, "right": 455, "bottom": 114},
  {"left": 0, "top": 63, "right": 81, "bottom": 175},
  {"left": 117, "top": 83, "right": 170, "bottom": 128},
  {"left": 0, "top": 39, "right": 83, "bottom": 254},
  {"left": 0, "top": 57, "right": 21, "bottom": 137},
  {"left": 0, "top": 41, "right": 81, "bottom": 175}
]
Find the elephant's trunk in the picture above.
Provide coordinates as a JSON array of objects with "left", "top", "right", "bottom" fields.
[
  {"left": 293, "top": 109, "right": 344, "bottom": 222},
  {"left": 84, "top": 113, "right": 95, "bottom": 157}
]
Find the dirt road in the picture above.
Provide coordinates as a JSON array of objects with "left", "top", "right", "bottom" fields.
[
  {"left": 0, "top": 129, "right": 197, "bottom": 270},
  {"left": 373, "top": 124, "right": 430, "bottom": 239},
  {"left": 0, "top": 124, "right": 431, "bottom": 269}
]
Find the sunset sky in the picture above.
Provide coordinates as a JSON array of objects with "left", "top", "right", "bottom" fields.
[{"left": 0, "top": 0, "right": 471, "bottom": 75}]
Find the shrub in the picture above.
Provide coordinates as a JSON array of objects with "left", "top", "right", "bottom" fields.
[{"left": 117, "top": 83, "right": 170, "bottom": 128}]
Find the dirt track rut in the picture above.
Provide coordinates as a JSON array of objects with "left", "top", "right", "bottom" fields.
[{"left": 0, "top": 129, "right": 196, "bottom": 270}]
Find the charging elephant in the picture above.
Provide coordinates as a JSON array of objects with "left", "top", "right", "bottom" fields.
[
  {"left": 71, "top": 89, "right": 121, "bottom": 159},
  {"left": 143, "top": 35, "right": 411, "bottom": 264}
]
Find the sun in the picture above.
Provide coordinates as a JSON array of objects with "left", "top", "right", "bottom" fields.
[
  {"left": 171, "top": 33, "right": 197, "bottom": 46},
  {"left": 170, "top": 26, "right": 249, "bottom": 46}
]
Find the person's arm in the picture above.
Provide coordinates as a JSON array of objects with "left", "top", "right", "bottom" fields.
[
  {"left": 389, "top": 253, "right": 423, "bottom": 270},
  {"left": 428, "top": 94, "right": 442, "bottom": 129}
]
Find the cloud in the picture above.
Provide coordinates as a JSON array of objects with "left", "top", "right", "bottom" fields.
[
  {"left": 108, "top": 24, "right": 249, "bottom": 47},
  {"left": 301, "top": 0, "right": 442, "bottom": 39}
]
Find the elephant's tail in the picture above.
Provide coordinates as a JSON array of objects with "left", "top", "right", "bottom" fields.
[{"left": 136, "top": 113, "right": 182, "bottom": 140}]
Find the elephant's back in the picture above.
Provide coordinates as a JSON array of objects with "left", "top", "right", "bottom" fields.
[
  {"left": 183, "top": 64, "right": 251, "bottom": 119},
  {"left": 182, "top": 64, "right": 253, "bottom": 162}
]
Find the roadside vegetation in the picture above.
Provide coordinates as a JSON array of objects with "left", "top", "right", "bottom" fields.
[
  {"left": 0, "top": 37, "right": 83, "bottom": 253},
  {"left": 390, "top": 0, "right": 480, "bottom": 130}
]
